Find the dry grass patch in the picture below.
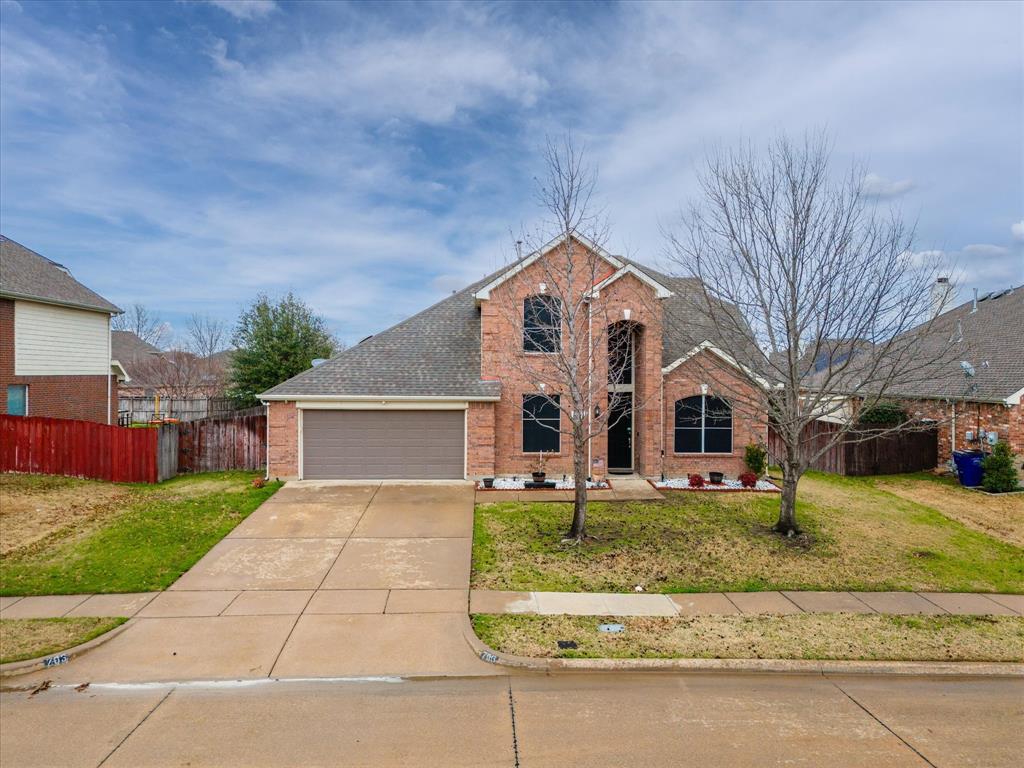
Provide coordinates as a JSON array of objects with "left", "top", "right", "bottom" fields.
[
  {"left": 874, "top": 475, "right": 1024, "bottom": 547},
  {"left": 0, "top": 617, "right": 126, "bottom": 664},
  {"left": 0, "top": 474, "right": 134, "bottom": 555},
  {"left": 472, "top": 613, "right": 1024, "bottom": 662},
  {"left": 473, "top": 472, "right": 1023, "bottom": 593}
]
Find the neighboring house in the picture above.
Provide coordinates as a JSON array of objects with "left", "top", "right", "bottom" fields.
[
  {"left": 261, "top": 235, "right": 768, "bottom": 480},
  {"left": 111, "top": 330, "right": 160, "bottom": 394},
  {"left": 887, "top": 284, "right": 1023, "bottom": 461},
  {"left": 0, "top": 235, "right": 123, "bottom": 423}
]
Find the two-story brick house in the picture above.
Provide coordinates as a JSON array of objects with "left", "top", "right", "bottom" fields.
[
  {"left": 0, "top": 236, "right": 124, "bottom": 423},
  {"left": 261, "top": 235, "right": 767, "bottom": 480}
]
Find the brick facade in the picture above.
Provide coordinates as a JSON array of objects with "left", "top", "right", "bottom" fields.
[
  {"left": 0, "top": 298, "right": 116, "bottom": 423},
  {"left": 661, "top": 351, "right": 767, "bottom": 478},
  {"left": 267, "top": 400, "right": 299, "bottom": 479},
  {"left": 473, "top": 241, "right": 766, "bottom": 480},
  {"left": 901, "top": 397, "right": 1023, "bottom": 463},
  {"left": 466, "top": 401, "right": 496, "bottom": 477}
]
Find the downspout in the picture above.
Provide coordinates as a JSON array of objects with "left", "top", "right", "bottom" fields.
[
  {"left": 106, "top": 316, "right": 112, "bottom": 425},
  {"left": 659, "top": 370, "right": 665, "bottom": 481},
  {"left": 950, "top": 401, "right": 956, "bottom": 453}
]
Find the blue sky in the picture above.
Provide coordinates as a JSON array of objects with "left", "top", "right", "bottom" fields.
[{"left": 1, "top": 0, "right": 1021, "bottom": 346}]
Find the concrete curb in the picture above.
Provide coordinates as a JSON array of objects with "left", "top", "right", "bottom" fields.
[
  {"left": 461, "top": 617, "right": 1024, "bottom": 677},
  {"left": 0, "top": 618, "right": 134, "bottom": 679}
]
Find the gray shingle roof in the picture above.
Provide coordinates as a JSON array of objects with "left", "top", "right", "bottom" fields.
[
  {"left": 261, "top": 273, "right": 503, "bottom": 399},
  {"left": 261, "top": 254, "right": 755, "bottom": 400},
  {"left": 0, "top": 235, "right": 121, "bottom": 314},
  {"left": 883, "top": 286, "right": 1024, "bottom": 402}
]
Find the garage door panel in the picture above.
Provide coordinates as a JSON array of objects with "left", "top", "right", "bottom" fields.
[{"left": 303, "top": 410, "right": 464, "bottom": 479}]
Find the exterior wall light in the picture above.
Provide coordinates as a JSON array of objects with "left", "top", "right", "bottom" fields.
[
  {"left": 539, "top": 282, "right": 547, "bottom": 293},
  {"left": 700, "top": 383, "right": 709, "bottom": 395},
  {"left": 623, "top": 308, "right": 632, "bottom": 321}
]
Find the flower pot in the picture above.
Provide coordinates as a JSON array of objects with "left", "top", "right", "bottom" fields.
[
  {"left": 531, "top": 472, "right": 547, "bottom": 482},
  {"left": 482, "top": 477, "right": 494, "bottom": 489},
  {"left": 709, "top": 471, "right": 724, "bottom": 484}
]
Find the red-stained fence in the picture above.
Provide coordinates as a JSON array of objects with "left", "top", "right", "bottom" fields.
[{"left": 0, "top": 415, "right": 162, "bottom": 483}]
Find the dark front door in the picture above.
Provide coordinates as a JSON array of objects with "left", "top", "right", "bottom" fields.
[{"left": 607, "top": 393, "right": 633, "bottom": 472}]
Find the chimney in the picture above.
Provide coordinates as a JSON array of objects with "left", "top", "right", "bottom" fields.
[
  {"left": 931, "top": 277, "right": 953, "bottom": 316},
  {"left": 971, "top": 287, "right": 978, "bottom": 313}
]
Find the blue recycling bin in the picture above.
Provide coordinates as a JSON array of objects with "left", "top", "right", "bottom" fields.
[{"left": 952, "top": 450, "right": 984, "bottom": 487}]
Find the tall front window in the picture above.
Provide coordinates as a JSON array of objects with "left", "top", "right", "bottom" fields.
[
  {"left": 6, "top": 385, "right": 27, "bottom": 416},
  {"left": 674, "top": 395, "right": 732, "bottom": 453},
  {"left": 523, "top": 394, "right": 560, "bottom": 453},
  {"left": 523, "top": 295, "right": 561, "bottom": 353}
]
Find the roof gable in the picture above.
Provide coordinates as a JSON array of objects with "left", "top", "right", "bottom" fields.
[
  {"left": 473, "top": 232, "right": 623, "bottom": 301},
  {"left": 587, "top": 263, "right": 674, "bottom": 299},
  {"left": 0, "top": 235, "right": 121, "bottom": 314}
]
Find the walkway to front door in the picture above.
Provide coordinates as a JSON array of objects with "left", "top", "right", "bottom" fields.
[{"left": 13, "top": 482, "right": 496, "bottom": 684}]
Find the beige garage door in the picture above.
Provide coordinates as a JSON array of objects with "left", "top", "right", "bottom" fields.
[{"left": 302, "top": 409, "right": 465, "bottom": 480}]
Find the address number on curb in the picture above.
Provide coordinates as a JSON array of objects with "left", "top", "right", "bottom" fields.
[
  {"left": 43, "top": 654, "right": 69, "bottom": 667},
  {"left": 479, "top": 651, "right": 499, "bottom": 664}
]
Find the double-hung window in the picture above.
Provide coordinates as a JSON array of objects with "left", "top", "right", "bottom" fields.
[
  {"left": 523, "top": 295, "right": 561, "bottom": 353},
  {"left": 522, "top": 394, "right": 560, "bottom": 453},
  {"left": 674, "top": 395, "right": 732, "bottom": 453}
]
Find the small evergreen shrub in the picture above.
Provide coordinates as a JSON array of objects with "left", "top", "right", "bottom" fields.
[
  {"left": 744, "top": 443, "right": 768, "bottom": 475},
  {"left": 738, "top": 472, "right": 758, "bottom": 488},
  {"left": 857, "top": 401, "right": 908, "bottom": 427},
  {"left": 981, "top": 441, "right": 1019, "bottom": 493},
  {"left": 687, "top": 473, "right": 705, "bottom": 488}
]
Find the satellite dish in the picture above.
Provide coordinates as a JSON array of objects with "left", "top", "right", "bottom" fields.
[{"left": 960, "top": 361, "right": 976, "bottom": 377}]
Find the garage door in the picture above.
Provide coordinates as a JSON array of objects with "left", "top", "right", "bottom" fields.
[{"left": 302, "top": 409, "right": 465, "bottom": 479}]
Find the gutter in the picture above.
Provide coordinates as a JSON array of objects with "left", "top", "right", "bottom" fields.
[{"left": 259, "top": 393, "right": 502, "bottom": 403}]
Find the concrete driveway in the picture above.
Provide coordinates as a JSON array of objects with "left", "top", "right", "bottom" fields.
[{"left": 14, "top": 482, "right": 496, "bottom": 684}]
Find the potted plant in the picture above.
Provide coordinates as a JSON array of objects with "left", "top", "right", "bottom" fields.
[
  {"left": 482, "top": 477, "right": 495, "bottom": 489},
  {"left": 532, "top": 451, "right": 547, "bottom": 483},
  {"left": 709, "top": 471, "right": 724, "bottom": 484}
]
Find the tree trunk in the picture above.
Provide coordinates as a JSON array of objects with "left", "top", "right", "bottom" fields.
[
  {"left": 774, "top": 462, "right": 801, "bottom": 536},
  {"left": 567, "top": 428, "right": 588, "bottom": 541}
]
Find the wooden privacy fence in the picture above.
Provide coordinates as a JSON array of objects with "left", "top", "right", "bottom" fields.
[
  {"left": 176, "top": 407, "right": 266, "bottom": 474},
  {"left": 0, "top": 415, "right": 177, "bottom": 483},
  {"left": 768, "top": 421, "right": 938, "bottom": 476}
]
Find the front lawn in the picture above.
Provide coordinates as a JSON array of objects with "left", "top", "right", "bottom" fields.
[
  {"left": 472, "top": 472, "right": 1024, "bottom": 594},
  {"left": 0, "top": 617, "right": 127, "bottom": 664},
  {"left": 0, "top": 472, "right": 280, "bottom": 595},
  {"left": 472, "top": 613, "right": 1024, "bottom": 662}
]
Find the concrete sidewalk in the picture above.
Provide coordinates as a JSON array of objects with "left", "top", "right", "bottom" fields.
[{"left": 469, "top": 589, "right": 1024, "bottom": 616}]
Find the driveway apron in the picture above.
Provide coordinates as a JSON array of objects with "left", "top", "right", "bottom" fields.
[{"left": 14, "top": 482, "right": 495, "bottom": 684}]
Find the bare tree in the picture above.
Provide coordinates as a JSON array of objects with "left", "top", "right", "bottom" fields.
[
  {"left": 665, "top": 134, "right": 955, "bottom": 536},
  {"left": 494, "top": 137, "right": 657, "bottom": 541},
  {"left": 112, "top": 302, "right": 170, "bottom": 347},
  {"left": 185, "top": 313, "right": 228, "bottom": 358}
]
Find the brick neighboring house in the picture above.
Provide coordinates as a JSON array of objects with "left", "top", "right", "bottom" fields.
[
  {"left": 0, "top": 235, "right": 124, "bottom": 423},
  {"left": 261, "top": 235, "right": 768, "bottom": 481},
  {"left": 890, "top": 284, "right": 1023, "bottom": 462}
]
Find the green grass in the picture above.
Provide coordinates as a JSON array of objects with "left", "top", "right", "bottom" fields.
[
  {"left": 472, "top": 613, "right": 1024, "bottom": 661},
  {"left": 1, "top": 472, "right": 280, "bottom": 595},
  {"left": 0, "top": 617, "right": 128, "bottom": 664},
  {"left": 472, "top": 471, "right": 1024, "bottom": 594}
]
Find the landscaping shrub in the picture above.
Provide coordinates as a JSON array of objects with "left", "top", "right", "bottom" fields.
[
  {"left": 744, "top": 443, "right": 768, "bottom": 475},
  {"left": 687, "top": 473, "right": 705, "bottom": 488},
  {"left": 739, "top": 472, "right": 758, "bottom": 488},
  {"left": 857, "top": 401, "right": 908, "bottom": 426},
  {"left": 982, "top": 441, "right": 1019, "bottom": 493}
]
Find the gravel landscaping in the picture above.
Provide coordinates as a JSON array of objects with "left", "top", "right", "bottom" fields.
[
  {"left": 654, "top": 477, "right": 779, "bottom": 491},
  {"left": 478, "top": 477, "right": 610, "bottom": 490}
]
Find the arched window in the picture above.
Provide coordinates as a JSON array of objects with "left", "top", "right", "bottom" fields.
[
  {"left": 523, "top": 295, "right": 561, "bottom": 353},
  {"left": 674, "top": 395, "right": 732, "bottom": 453}
]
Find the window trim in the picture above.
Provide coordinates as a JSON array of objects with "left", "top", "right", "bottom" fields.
[
  {"left": 523, "top": 295, "right": 562, "bottom": 354},
  {"left": 673, "top": 394, "right": 733, "bottom": 454},
  {"left": 522, "top": 393, "right": 561, "bottom": 454}
]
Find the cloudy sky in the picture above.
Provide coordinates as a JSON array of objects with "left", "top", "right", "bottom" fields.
[{"left": 1, "top": 0, "right": 1021, "bottom": 345}]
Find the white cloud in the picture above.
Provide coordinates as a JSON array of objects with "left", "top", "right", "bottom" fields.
[
  {"left": 1012, "top": 220, "right": 1024, "bottom": 242},
  {"left": 206, "top": 0, "right": 277, "bottom": 20},
  {"left": 962, "top": 244, "right": 1009, "bottom": 257},
  {"left": 206, "top": 38, "right": 242, "bottom": 72},
  {"left": 862, "top": 172, "right": 916, "bottom": 199}
]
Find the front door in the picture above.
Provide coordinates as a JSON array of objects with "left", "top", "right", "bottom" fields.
[{"left": 607, "top": 393, "right": 633, "bottom": 473}]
